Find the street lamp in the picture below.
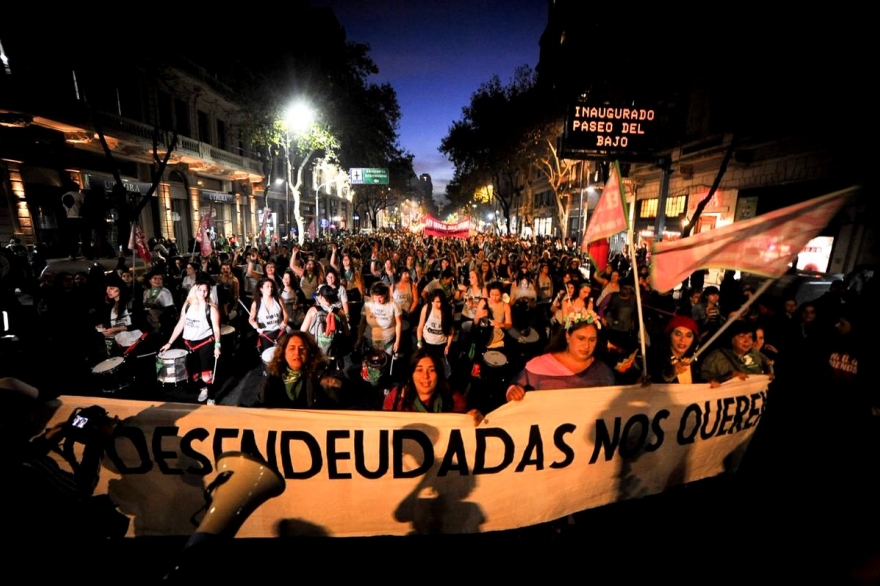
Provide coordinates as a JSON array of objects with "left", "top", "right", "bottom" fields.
[{"left": 283, "top": 102, "right": 314, "bottom": 243}]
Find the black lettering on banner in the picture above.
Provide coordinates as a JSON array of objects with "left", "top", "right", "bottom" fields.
[
  {"left": 619, "top": 414, "right": 650, "bottom": 458},
  {"left": 106, "top": 426, "right": 153, "bottom": 473},
  {"left": 239, "top": 429, "right": 264, "bottom": 463},
  {"left": 181, "top": 428, "right": 212, "bottom": 475},
  {"left": 590, "top": 417, "right": 622, "bottom": 463},
  {"left": 437, "top": 429, "right": 469, "bottom": 476},
  {"left": 515, "top": 424, "right": 545, "bottom": 472},
  {"left": 213, "top": 427, "right": 240, "bottom": 462},
  {"left": 700, "top": 400, "right": 721, "bottom": 439},
  {"left": 717, "top": 397, "right": 736, "bottom": 435},
  {"left": 678, "top": 403, "right": 700, "bottom": 445},
  {"left": 152, "top": 426, "right": 183, "bottom": 475},
  {"left": 393, "top": 429, "right": 434, "bottom": 478},
  {"left": 550, "top": 423, "right": 576, "bottom": 469},
  {"left": 354, "top": 429, "right": 389, "bottom": 479},
  {"left": 327, "top": 430, "right": 352, "bottom": 479},
  {"left": 473, "top": 428, "right": 514, "bottom": 474},
  {"left": 731, "top": 396, "right": 751, "bottom": 434},
  {"left": 646, "top": 410, "right": 669, "bottom": 452},
  {"left": 280, "top": 431, "right": 322, "bottom": 479},
  {"left": 743, "top": 392, "right": 765, "bottom": 429}
]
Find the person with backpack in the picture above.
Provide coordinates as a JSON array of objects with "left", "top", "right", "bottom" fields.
[{"left": 300, "top": 285, "right": 350, "bottom": 360}]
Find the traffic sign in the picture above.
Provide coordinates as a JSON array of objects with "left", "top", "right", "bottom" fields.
[{"left": 349, "top": 168, "right": 389, "bottom": 185}]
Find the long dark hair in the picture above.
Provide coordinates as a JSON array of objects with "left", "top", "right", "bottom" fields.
[
  {"left": 426, "top": 289, "right": 454, "bottom": 335},
  {"left": 393, "top": 347, "right": 454, "bottom": 412}
]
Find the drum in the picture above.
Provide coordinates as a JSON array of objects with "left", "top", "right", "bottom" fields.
[
  {"left": 220, "top": 325, "right": 237, "bottom": 356},
  {"left": 479, "top": 350, "right": 510, "bottom": 388},
  {"left": 361, "top": 350, "right": 389, "bottom": 387},
  {"left": 261, "top": 346, "right": 279, "bottom": 374},
  {"left": 487, "top": 327, "right": 505, "bottom": 349},
  {"left": 482, "top": 350, "right": 509, "bottom": 370},
  {"left": 91, "top": 356, "right": 128, "bottom": 393},
  {"left": 157, "top": 349, "right": 188, "bottom": 384}
]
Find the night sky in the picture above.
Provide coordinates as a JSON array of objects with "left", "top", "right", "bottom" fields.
[{"left": 310, "top": 0, "right": 548, "bottom": 201}]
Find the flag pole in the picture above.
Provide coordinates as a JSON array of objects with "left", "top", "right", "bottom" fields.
[
  {"left": 692, "top": 277, "right": 775, "bottom": 361},
  {"left": 626, "top": 180, "right": 649, "bottom": 379}
]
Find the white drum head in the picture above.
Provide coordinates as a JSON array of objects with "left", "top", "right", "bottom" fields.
[
  {"left": 93, "top": 356, "right": 124, "bottom": 373},
  {"left": 519, "top": 329, "right": 539, "bottom": 343},
  {"left": 114, "top": 330, "right": 143, "bottom": 347},
  {"left": 262, "top": 346, "right": 278, "bottom": 364},
  {"left": 159, "top": 349, "right": 188, "bottom": 359},
  {"left": 483, "top": 350, "right": 508, "bottom": 367},
  {"left": 221, "top": 325, "right": 235, "bottom": 335}
]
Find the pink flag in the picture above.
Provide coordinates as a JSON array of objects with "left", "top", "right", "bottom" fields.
[
  {"left": 650, "top": 187, "right": 857, "bottom": 293},
  {"left": 258, "top": 207, "right": 272, "bottom": 242},
  {"left": 197, "top": 204, "right": 213, "bottom": 256},
  {"left": 128, "top": 222, "right": 137, "bottom": 252},
  {"left": 582, "top": 161, "right": 628, "bottom": 249}
]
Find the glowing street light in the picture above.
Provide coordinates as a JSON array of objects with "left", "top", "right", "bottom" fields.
[{"left": 282, "top": 102, "right": 316, "bottom": 243}]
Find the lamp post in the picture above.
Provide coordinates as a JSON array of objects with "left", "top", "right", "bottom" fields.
[{"left": 283, "top": 102, "right": 314, "bottom": 244}]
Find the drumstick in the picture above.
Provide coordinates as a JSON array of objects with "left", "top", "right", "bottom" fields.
[
  {"left": 237, "top": 298, "right": 251, "bottom": 313},
  {"left": 211, "top": 356, "right": 218, "bottom": 388}
]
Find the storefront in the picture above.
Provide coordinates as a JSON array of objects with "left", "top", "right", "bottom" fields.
[{"left": 199, "top": 189, "right": 236, "bottom": 241}]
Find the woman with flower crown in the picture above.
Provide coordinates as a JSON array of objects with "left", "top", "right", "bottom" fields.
[{"left": 505, "top": 308, "right": 616, "bottom": 402}]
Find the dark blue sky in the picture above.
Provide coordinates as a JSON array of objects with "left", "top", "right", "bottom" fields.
[{"left": 311, "top": 0, "right": 548, "bottom": 201}]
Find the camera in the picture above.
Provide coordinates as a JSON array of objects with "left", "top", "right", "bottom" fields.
[{"left": 65, "top": 405, "right": 118, "bottom": 444}]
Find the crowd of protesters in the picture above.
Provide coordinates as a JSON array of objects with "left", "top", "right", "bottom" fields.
[{"left": 5, "top": 227, "right": 873, "bottom": 425}]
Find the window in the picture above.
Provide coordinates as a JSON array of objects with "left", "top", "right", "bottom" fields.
[
  {"left": 216, "top": 119, "right": 227, "bottom": 150},
  {"left": 198, "top": 110, "right": 210, "bottom": 144},
  {"left": 158, "top": 91, "right": 173, "bottom": 130},
  {"left": 175, "top": 99, "right": 190, "bottom": 136},
  {"left": 639, "top": 195, "right": 687, "bottom": 218},
  {"left": 666, "top": 195, "right": 686, "bottom": 216}
]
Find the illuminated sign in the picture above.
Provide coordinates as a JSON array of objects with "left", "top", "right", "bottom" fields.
[
  {"left": 562, "top": 99, "right": 660, "bottom": 160},
  {"left": 349, "top": 168, "right": 389, "bottom": 185}
]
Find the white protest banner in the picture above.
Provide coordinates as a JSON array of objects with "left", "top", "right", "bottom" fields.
[{"left": 45, "top": 377, "right": 768, "bottom": 537}]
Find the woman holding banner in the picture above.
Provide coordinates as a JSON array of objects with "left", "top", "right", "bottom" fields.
[
  {"left": 505, "top": 309, "right": 615, "bottom": 402},
  {"left": 648, "top": 315, "right": 701, "bottom": 384},
  {"left": 383, "top": 347, "right": 482, "bottom": 425}
]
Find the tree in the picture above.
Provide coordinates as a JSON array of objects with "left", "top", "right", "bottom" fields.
[
  {"left": 531, "top": 119, "right": 581, "bottom": 239},
  {"left": 440, "top": 66, "right": 543, "bottom": 235},
  {"left": 353, "top": 151, "right": 415, "bottom": 229},
  {"left": 223, "top": 28, "right": 412, "bottom": 241}
]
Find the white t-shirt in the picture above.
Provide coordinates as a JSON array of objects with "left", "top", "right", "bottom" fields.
[
  {"left": 364, "top": 300, "right": 401, "bottom": 343},
  {"left": 422, "top": 307, "right": 447, "bottom": 346}
]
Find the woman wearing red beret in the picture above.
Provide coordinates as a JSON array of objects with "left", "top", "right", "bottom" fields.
[{"left": 649, "top": 315, "right": 701, "bottom": 384}]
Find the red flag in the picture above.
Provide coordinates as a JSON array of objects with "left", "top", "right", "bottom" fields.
[
  {"left": 582, "top": 161, "right": 628, "bottom": 250},
  {"left": 131, "top": 223, "right": 151, "bottom": 263},
  {"left": 650, "top": 187, "right": 857, "bottom": 293},
  {"left": 587, "top": 239, "right": 610, "bottom": 273}
]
